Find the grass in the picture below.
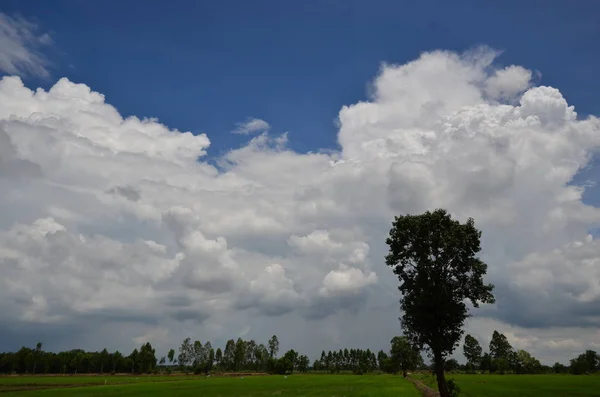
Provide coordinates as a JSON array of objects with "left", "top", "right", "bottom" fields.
[
  {"left": 412, "top": 372, "right": 600, "bottom": 396},
  {"left": 0, "top": 374, "right": 421, "bottom": 396}
]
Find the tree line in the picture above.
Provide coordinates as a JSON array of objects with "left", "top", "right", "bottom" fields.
[
  {"left": 0, "top": 333, "right": 597, "bottom": 377},
  {"left": 462, "top": 330, "right": 599, "bottom": 375},
  {"left": 0, "top": 335, "right": 421, "bottom": 376},
  {"left": 173, "top": 335, "right": 310, "bottom": 375},
  {"left": 0, "top": 342, "right": 157, "bottom": 375}
]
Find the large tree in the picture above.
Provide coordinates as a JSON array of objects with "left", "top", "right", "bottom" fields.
[
  {"left": 463, "top": 334, "right": 483, "bottom": 370},
  {"left": 385, "top": 209, "right": 495, "bottom": 397}
]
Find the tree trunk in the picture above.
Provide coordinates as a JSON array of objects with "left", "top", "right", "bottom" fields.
[
  {"left": 33, "top": 363, "right": 36, "bottom": 375},
  {"left": 434, "top": 354, "right": 450, "bottom": 397},
  {"left": 100, "top": 363, "right": 103, "bottom": 374}
]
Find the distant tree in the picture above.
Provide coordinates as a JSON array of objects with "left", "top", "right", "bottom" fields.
[
  {"left": 552, "top": 362, "right": 567, "bottom": 374},
  {"left": 583, "top": 350, "right": 599, "bottom": 372},
  {"left": 245, "top": 340, "right": 256, "bottom": 370},
  {"left": 99, "top": 348, "right": 110, "bottom": 373},
  {"left": 129, "top": 349, "right": 139, "bottom": 373},
  {"left": 71, "top": 352, "right": 84, "bottom": 374},
  {"left": 492, "top": 357, "right": 509, "bottom": 374},
  {"left": 167, "top": 349, "right": 175, "bottom": 365},
  {"left": 296, "top": 355, "right": 310, "bottom": 372},
  {"left": 385, "top": 209, "right": 495, "bottom": 397},
  {"left": 284, "top": 349, "right": 298, "bottom": 371},
  {"left": 223, "top": 340, "right": 235, "bottom": 371},
  {"left": 272, "top": 349, "right": 297, "bottom": 374},
  {"left": 254, "top": 344, "right": 269, "bottom": 371},
  {"left": 570, "top": 350, "right": 599, "bottom": 375},
  {"left": 268, "top": 335, "right": 279, "bottom": 359},
  {"left": 489, "top": 331, "right": 512, "bottom": 360},
  {"left": 480, "top": 352, "right": 492, "bottom": 373},
  {"left": 514, "top": 349, "right": 541, "bottom": 374},
  {"left": 178, "top": 338, "right": 192, "bottom": 372},
  {"left": 159, "top": 356, "right": 166, "bottom": 365},
  {"left": 463, "top": 335, "right": 482, "bottom": 371},
  {"left": 215, "top": 348, "right": 223, "bottom": 369},
  {"left": 32, "top": 342, "right": 43, "bottom": 375},
  {"left": 203, "top": 341, "right": 213, "bottom": 373},
  {"left": 377, "top": 350, "right": 387, "bottom": 371},
  {"left": 234, "top": 338, "right": 248, "bottom": 371},
  {"left": 138, "top": 343, "right": 157, "bottom": 373},
  {"left": 192, "top": 340, "right": 204, "bottom": 370},
  {"left": 112, "top": 351, "right": 123, "bottom": 373},
  {"left": 208, "top": 348, "right": 215, "bottom": 373},
  {"left": 444, "top": 358, "right": 459, "bottom": 372},
  {"left": 390, "top": 336, "right": 421, "bottom": 377}
]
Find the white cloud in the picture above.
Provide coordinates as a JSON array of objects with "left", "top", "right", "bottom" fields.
[
  {"left": 1, "top": 47, "right": 600, "bottom": 363},
  {"left": 0, "top": 13, "right": 51, "bottom": 77},
  {"left": 319, "top": 265, "right": 377, "bottom": 297},
  {"left": 484, "top": 65, "right": 533, "bottom": 101},
  {"left": 232, "top": 117, "right": 271, "bottom": 134}
]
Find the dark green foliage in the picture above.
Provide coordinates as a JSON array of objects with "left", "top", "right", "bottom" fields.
[
  {"left": 552, "top": 362, "right": 567, "bottom": 373},
  {"left": 480, "top": 352, "right": 492, "bottom": 373},
  {"left": 514, "top": 349, "right": 542, "bottom": 374},
  {"left": 385, "top": 209, "right": 494, "bottom": 397},
  {"left": 137, "top": 342, "right": 157, "bottom": 373},
  {"left": 463, "top": 335, "right": 482, "bottom": 369},
  {"left": 570, "top": 350, "right": 599, "bottom": 375},
  {"left": 268, "top": 335, "right": 279, "bottom": 359},
  {"left": 444, "top": 358, "right": 459, "bottom": 372},
  {"left": 0, "top": 343, "right": 154, "bottom": 375},
  {"left": 390, "top": 336, "right": 422, "bottom": 377},
  {"left": 314, "top": 348, "right": 378, "bottom": 373},
  {"left": 489, "top": 331, "right": 512, "bottom": 360},
  {"left": 0, "top": 333, "right": 596, "bottom": 377},
  {"left": 446, "top": 379, "right": 460, "bottom": 397}
]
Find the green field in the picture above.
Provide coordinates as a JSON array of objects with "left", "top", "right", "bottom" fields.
[
  {"left": 0, "top": 374, "right": 420, "bottom": 396},
  {"left": 4, "top": 373, "right": 600, "bottom": 396},
  {"left": 413, "top": 373, "right": 600, "bottom": 397}
]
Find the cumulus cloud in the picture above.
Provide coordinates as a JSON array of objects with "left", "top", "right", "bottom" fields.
[
  {"left": 484, "top": 65, "right": 533, "bottom": 101},
  {"left": 0, "top": 13, "right": 51, "bottom": 77},
  {"left": 232, "top": 117, "right": 271, "bottom": 134},
  {"left": 1, "top": 47, "right": 599, "bottom": 362}
]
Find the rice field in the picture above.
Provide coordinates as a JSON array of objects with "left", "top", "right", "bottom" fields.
[
  {"left": 412, "top": 372, "right": 600, "bottom": 397},
  {"left": 0, "top": 374, "right": 420, "bottom": 396}
]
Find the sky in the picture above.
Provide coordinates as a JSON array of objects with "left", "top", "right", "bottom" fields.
[{"left": 0, "top": 0, "right": 599, "bottom": 365}]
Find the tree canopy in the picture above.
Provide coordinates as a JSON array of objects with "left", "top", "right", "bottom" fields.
[
  {"left": 463, "top": 334, "right": 483, "bottom": 370},
  {"left": 389, "top": 336, "right": 422, "bottom": 377},
  {"left": 385, "top": 209, "right": 494, "bottom": 397}
]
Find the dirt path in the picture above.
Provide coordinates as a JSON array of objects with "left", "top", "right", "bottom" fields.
[{"left": 407, "top": 376, "right": 439, "bottom": 397}]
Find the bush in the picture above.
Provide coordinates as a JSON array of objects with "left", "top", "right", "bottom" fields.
[{"left": 447, "top": 379, "right": 460, "bottom": 397}]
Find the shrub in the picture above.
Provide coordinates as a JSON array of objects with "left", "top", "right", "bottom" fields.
[{"left": 447, "top": 379, "right": 460, "bottom": 397}]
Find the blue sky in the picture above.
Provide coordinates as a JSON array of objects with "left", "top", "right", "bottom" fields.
[{"left": 3, "top": 0, "right": 600, "bottom": 156}]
